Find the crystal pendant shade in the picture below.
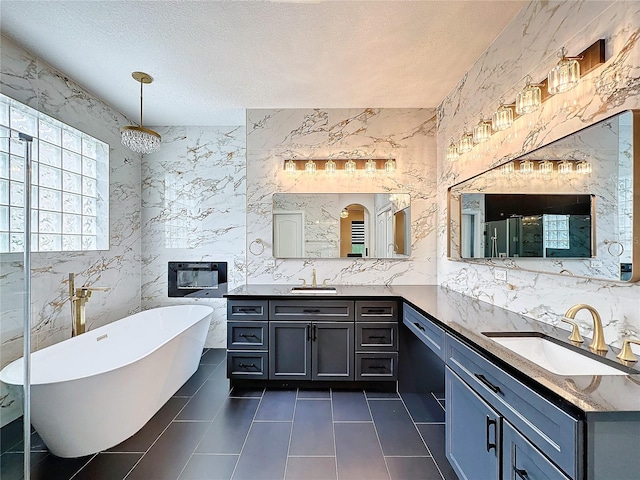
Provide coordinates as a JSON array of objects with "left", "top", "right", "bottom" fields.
[
  {"left": 324, "top": 159, "right": 337, "bottom": 175},
  {"left": 120, "top": 71, "right": 161, "bottom": 155},
  {"left": 519, "top": 160, "right": 534, "bottom": 175},
  {"left": 472, "top": 119, "right": 492, "bottom": 144},
  {"left": 285, "top": 159, "right": 297, "bottom": 175},
  {"left": 538, "top": 159, "right": 554, "bottom": 175},
  {"left": 364, "top": 159, "right": 377, "bottom": 174},
  {"left": 492, "top": 103, "right": 514, "bottom": 132},
  {"left": 384, "top": 158, "right": 396, "bottom": 174},
  {"left": 446, "top": 138, "right": 459, "bottom": 162},
  {"left": 501, "top": 162, "right": 514, "bottom": 175},
  {"left": 516, "top": 75, "right": 542, "bottom": 115},
  {"left": 344, "top": 159, "right": 357, "bottom": 175},
  {"left": 458, "top": 131, "right": 474, "bottom": 154},
  {"left": 558, "top": 160, "right": 574, "bottom": 175},
  {"left": 576, "top": 160, "right": 592, "bottom": 175},
  {"left": 305, "top": 159, "right": 317, "bottom": 175},
  {"left": 548, "top": 48, "right": 580, "bottom": 95}
]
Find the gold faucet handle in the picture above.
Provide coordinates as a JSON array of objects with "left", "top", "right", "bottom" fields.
[
  {"left": 322, "top": 279, "right": 330, "bottom": 287},
  {"left": 83, "top": 286, "right": 110, "bottom": 292},
  {"left": 560, "top": 317, "right": 584, "bottom": 344},
  {"left": 298, "top": 278, "right": 307, "bottom": 287},
  {"left": 616, "top": 339, "right": 640, "bottom": 363}
]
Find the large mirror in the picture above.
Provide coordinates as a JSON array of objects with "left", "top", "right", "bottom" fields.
[
  {"left": 448, "top": 110, "right": 638, "bottom": 282},
  {"left": 273, "top": 193, "right": 411, "bottom": 259}
]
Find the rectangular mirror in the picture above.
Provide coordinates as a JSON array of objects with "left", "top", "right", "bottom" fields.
[
  {"left": 273, "top": 193, "right": 411, "bottom": 259},
  {"left": 448, "top": 110, "right": 639, "bottom": 282}
]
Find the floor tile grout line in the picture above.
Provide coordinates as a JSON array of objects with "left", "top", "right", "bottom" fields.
[
  {"left": 282, "top": 388, "right": 300, "bottom": 480},
  {"left": 364, "top": 390, "right": 393, "bottom": 480},
  {"left": 330, "top": 388, "right": 339, "bottom": 480},
  {"left": 228, "top": 386, "right": 267, "bottom": 480},
  {"left": 66, "top": 453, "right": 99, "bottom": 480},
  {"left": 398, "top": 392, "right": 446, "bottom": 480}
]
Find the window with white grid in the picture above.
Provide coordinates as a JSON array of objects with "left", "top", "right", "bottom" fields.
[
  {"left": 0, "top": 94, "right": 109, "bottom": 253},
  {"left": 543, "top": 214, "right": 570, "bottom": 250}
]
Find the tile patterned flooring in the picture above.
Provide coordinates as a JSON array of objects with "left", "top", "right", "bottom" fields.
[{"left": 0, "top": 349, "right": 458, "bottom": 480}]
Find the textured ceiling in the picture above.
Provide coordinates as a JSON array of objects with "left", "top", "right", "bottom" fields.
[{"left": 0, "top": 1, "right": 524, "bottom": 126}]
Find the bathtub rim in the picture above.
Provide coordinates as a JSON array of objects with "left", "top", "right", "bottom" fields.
[{"left": 0, "top": 304, "right": 214, "bottom": 387}]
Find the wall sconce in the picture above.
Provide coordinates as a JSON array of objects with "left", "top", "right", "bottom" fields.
[
  {"left": 548, "top": 47, "right": 581, "bottom": 95},
  {"left": 283, "top": 157, "right": 396, "bottom": 175},
  {"left": 515, "top": 75, "right": 543, "bottom": 115},
  {"left": 501, "top": 162, "right": 514, "bottom": 175},
  {"left": 558, "top": 159, "right": 574, "bottom": 175},
  {"left": 519, "top": 159, "right": 534, "bottom": 175},
  {"left": 576, "top": 159, "right": 592, "bottom": 175},
  {"left": 384, "top": 156, "right": 396, "bottom": 174},
  {"left": 538, "top": 158, "right": 554, "bottom": 175},
  {"left": 305, "top": 159, "right": 317, "bottom": 175},
  {"left": 472, "top": 117, "right": 492, "bottom": 144},
  {"left": 458, "top": 127, "right": 474, "bottom": 154},
  {"left": 492, "top": 100, "right": 514, "bottom": 132},
  {"left": 446, "top": 138, "right": 459, "bottom": 162}
]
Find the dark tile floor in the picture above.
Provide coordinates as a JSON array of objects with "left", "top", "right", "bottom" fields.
[{"left": 0, "top": 349, "right": 457, "bottom": 480}]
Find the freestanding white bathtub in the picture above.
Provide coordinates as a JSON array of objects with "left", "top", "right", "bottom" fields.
[{"left": 0, "top": 305, "right": 213, "bottom": 458}]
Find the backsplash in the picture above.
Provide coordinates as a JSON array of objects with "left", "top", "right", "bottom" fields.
[
  {"left": 140, "top": 125, "right": 246, "bottom": 347},
  {"left": 246, "top": 108, "right": 438, "bottom": 286},
  {"left": 0, "top": 36, "right": 141, "bottom": 426},
  {"left": 437, "top": 1, "right": 640, "bottom": 347}
]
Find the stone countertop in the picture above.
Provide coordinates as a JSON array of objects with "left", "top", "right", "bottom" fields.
[{"left": 225, "top": 284, "right": 640, "bottom": 416}]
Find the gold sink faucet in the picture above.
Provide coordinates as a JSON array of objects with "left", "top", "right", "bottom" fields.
[
  {"left": 563, "top": 304, "right": 608, "bottom": 353},
  {"left": 311, "top": 268, "right": 317, "bottom": 288},
  {"left": 69, "top": 273, "right": 110, "bottom": 336}
]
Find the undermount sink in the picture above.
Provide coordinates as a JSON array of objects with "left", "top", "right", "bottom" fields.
[
  {"left": 289, "top": 286, "right": 337, "bottom": 294},
  {"left": 484, "top": 333, "right": 629, "bottom": 376}
]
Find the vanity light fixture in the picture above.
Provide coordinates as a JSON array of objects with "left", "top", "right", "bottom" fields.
[
  {"left": 285, "top": 159, "right": 297, "bottom": 175},
  {"left": 472, "top": 117, "right": 492, "bottom": 144},
  {"left": 548, "top": 47, "right": 582, "bottom": 95},
  {"left": 446, "top": 138, "right": 459, "bottom": 162},
  {"left": 384, "top": 156, "right": 397, "bottom": 174},
  {"left": 557, "top": 159, "right": 574, "bottom": 175},
  {"left": 492, "top": 100, "right": 514, "bottom": 132},
  {"left": 576, "top": 159, "right": 593, "bottom": 175},
  {"left": 519, "top": 159, "right": 534, "bottom": 175},
  {"left": 305, "top": 159, "right": 317, "bottom": 175},
  {"left": 344, "top": 158, "right": 357, "bottom": 175},
  {"left": 324, "top": 159, "right": 337, "bottom": 175},
  {"left": 364, "top": 158, "right": 377, "bottom": 174},
  {"left": 458, "top": 127, "right": 474, "bottom": 154},
  {"left": 515, "top": 75, "right": 543, "bottom": 115},
  {"left": 120, "top": 72, "right": 161, "bottom": 154},
  {"left": 538, "top": 158, "right": 554, "bottom": 175}
]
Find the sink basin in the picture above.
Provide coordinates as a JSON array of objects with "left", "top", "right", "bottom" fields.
[
  {"left": 485, "top": 334, "right": 629, "bottom": 376},
  {"left": 289, "top": 286, "right": 337, "bottom": 294}
]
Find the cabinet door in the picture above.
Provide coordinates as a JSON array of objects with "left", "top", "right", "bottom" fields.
[
  {"left": 446, "top": 367, "right": 500, "bottom": 480},
  {"left": 269, "top": 322, "right": 312, "bottom": 380},
  {"left": 312, "top": 322, "right": 354, "bottom": 381},
  {"left": 502, "top": 421, "right": 570, "bottom": 480}
]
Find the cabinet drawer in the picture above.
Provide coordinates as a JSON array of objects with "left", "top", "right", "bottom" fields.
[
  {"left": 355, "top": 301, "right": 398, "bottom": 322},
  {"left": 227, "top": 321, "right": 268, "bottom": 350},
  {"left": 227, "top": 351, "right": 268, "bottom": 379},
  {"left": 445, "top": 334, "right": 579, "bottom": 478},
  {"left": 403, "top": 303, "right": 445, "bottom": 360},
  {"left": 356, "top": 352, "right": 398, "bottom": 380},
  {"left": 503, "top": 421, "right": 570, "bottom": 480},
  {"left": 356, "top": 322, "right": 398, "bottom": 351},
  {"left": 227, "top": 300, "right": 268, "bottom": 320},
  {"left": 269, "top": 300, "right": 354, "bottom": 321}
]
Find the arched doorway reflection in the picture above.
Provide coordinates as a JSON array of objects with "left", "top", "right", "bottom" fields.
[{"left": 340, "top": 203, "right": 368, "bottom": 257}]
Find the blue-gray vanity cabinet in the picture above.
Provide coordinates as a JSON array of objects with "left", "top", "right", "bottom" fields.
[
  {"left": 268, "top": 321, "right": 354, "bottom": 381},
  {"left": 355, "top": 301, "right": 400, "bottom": 381},
  {"left": 446, "top": 367, "right": 500, "bottom": 480},
  {"left": 445, "top": 334, "right": 580, "bottom": 479}
]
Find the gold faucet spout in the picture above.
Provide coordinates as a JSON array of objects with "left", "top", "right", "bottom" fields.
[
  {"left": 563, "top": 304, "right": 608, "bottom": 353},
  {"left": 69, "top": 273, "right": 109, "bottom": 337},
  {"left": 312, "top": 269, "right": 317, "bottom": 288}
]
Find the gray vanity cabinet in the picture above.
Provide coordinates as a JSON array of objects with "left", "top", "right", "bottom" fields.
[
  {"left": 355, "top": 301, "right": 399, "bottom": 381},
  {"left": 268, "top": 322, "right": 312, "bottom": 379}
]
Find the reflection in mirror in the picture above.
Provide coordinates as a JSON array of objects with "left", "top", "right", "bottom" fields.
[
  {"left": 448, "top": 110, "right": 638, "bottom": 282},
  {"left": 273, "top": 193, "right": 411, "bottom": 259}
]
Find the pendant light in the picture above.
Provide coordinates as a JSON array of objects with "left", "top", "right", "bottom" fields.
[
  {"left": 446, "top": 138, "right": 459, "bottom": 162},
  {"left": 364, "top": 158, "right": 377, "bottom": 174},
  {"left": 472, "top": 117, "right": 492, "bottom": 144},
  {"left": 305, "top": 159, "right": 317, "bottom": 175},
  {"left": 120, "top": 72, "right": 161, "bottom": 154},
  {"left": 324, "top": 159, "right": 337, "bottom": 175},
  {"left": 548, "top": 47, "right": 581, "bottom": 95},
  {"left": 458, "top": 127, "right": 474, "bottom": 154},
  {"left": 492, "top": 100, "right": 514, "bottom": 132},
  {"left": 285, "top": 159, "right": 297, "bottom": 175},
  {"left": 384, "top": 156, "right": 396, "bottom": 174}
]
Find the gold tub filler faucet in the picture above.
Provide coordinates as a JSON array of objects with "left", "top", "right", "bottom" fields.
[{"left": 69, "top": 273, "right": 110, "bottom": 336}]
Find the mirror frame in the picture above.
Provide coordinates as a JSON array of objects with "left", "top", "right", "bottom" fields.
[{"left": 447, "top": 109, "right": 640, "bottom": 282}]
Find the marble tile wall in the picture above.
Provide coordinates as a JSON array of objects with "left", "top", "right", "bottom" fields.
[
  {"left": 140, "top": 125, "right": 246, "bottom": 348},
  {"left": 437, "top": 1, "right": 640, "bottom": 347},
  {"left": 0, "top": 36, "right": 141, "bottom": 426},
  {"left": 246, "top": 108, "right": 438, "bottom": 286}
]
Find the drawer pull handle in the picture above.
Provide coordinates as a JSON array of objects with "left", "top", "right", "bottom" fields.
[
  {"left": 475, "top": 373, "right": 501, "bottom": 394},
  {"left": 238, "top": 334, "right": 257, "bottom": 339},
  {"left": 303, "top": 309, "right": 321, "bottom": 313},
  {"left": 368, "top": 365, "right": 387, "bottom": 370},
  {"left": 366, "top": 309, "right": 386, "bottom": 314},
  {"left": 238, "top": 363, "right": 256, "bottom": 368},
  {"left": 313, "top": 324, "right": 318, "bottom": 341},
  {"left": 413, "top": 322, "right": 426, "bottom": 332},
  {"left": 306, "top": 324, "right": 311, "bottom": 341},
  {"left": 237, "top": 308, "right": 257, "bottom": 313},
  {"left": 486, "top": 416, "right": 497, "bottom": 453},
  {"left": 368, "top": 335, "right": 387, "bottom": 340},
  {"left": 514, "top": 468, "right": 528, "bottom": 479}
]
